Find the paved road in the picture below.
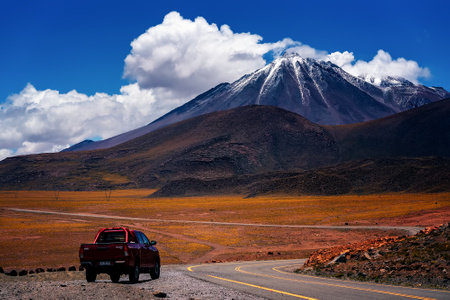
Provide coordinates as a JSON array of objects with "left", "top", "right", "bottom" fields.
[
  {"left": 187, "top": 259, "right": 449, "bottom": 300},
  {"left": 5, "top": 208, "right": 423, "bottom": 234}
]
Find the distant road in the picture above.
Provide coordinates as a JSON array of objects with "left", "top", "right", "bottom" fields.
[
  {"left": 5, "top": 208, "right": 424, "bottom": 235},
  {"left": 187, "top": 259, "right": 450, "bottom": 300}
]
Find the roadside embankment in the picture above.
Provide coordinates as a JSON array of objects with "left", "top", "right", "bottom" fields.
[{"left": 300, "top": 223, "right": 450, "bottom": 289}]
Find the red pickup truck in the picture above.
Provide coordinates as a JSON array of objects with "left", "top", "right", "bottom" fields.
[{"left": 79, "top": 227, "right": 160, "bottom": 283}]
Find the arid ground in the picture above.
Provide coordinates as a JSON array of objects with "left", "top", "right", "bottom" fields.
[{"left": 0, "top": 190, "right": 448, "bottom": 272}]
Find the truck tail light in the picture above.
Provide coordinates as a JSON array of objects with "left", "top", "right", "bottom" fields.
[
  {"left": 79, "top": 247, "right": 84, "bottom": 259},
  {"left": 124, "top": 244, "right": 129, "bottom": 257}
]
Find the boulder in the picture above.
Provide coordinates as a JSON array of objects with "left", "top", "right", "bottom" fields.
[{"left": 327, "top": 252, "right": 347, "bottom": 266}]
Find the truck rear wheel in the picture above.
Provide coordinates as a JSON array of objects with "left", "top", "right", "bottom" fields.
[
  {"left": 129, "top": 262, "right": 140, "bottom": 283},
  {"left": 150, "top": 259, "right": 160, "bottom": 280},
  {"left": 86, "top": 268, "right": 97, "bottom": 282}
]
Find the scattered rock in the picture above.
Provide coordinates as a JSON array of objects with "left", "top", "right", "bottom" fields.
[
  {"left": 7, "top": 270, "right": 18, "bottom": 276},
  {"left": 362, "top": 252, "right": 372, "bottom": 260},
  {"left": 35, "top": 268, "right": 45, "bottom": 274},
  {"left": 0, "top": 267, "right": 4, "bottom": 273},
  {"left": 18, "top": 270, "right": 28, "bottom": 276},
  {"left": 303, "top": 235, "right": 404, "bottom": 267},
  {"left": 153, "top": 291, "right": 167, "bottom": 298},
  {"left": 57, "top": 267, "right": 66, "bottom": 272},
  {"left": 68, "top": 266, "right": 77, "bottom": 271}
]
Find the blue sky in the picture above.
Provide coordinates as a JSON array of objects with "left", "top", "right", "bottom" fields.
[{"left": 0, "top": 0, "right": 449, "bottom": 159}]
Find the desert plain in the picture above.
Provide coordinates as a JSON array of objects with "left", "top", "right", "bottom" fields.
[{"left": 0, "top": 189, "right": 448, "bottom": 272}]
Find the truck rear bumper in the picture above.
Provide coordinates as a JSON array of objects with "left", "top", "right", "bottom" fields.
[{"left": 81, "top": 261, "right": 131, "bottom": 274}]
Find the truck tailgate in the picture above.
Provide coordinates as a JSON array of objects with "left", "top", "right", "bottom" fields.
[{"left": 81, "top": 243, "right": 127, "bottom": 261}]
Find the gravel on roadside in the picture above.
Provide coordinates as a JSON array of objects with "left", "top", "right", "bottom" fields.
[{"left": 0, "top": 265, "right": 264, "bottom": 299}]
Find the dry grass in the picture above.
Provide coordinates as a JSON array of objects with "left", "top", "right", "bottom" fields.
[
  {"left": 0, "top": 190, "right": 448, "bottom": 270},
  {"left": 2, "top": 191, "right": 448, "bottom": 224}
]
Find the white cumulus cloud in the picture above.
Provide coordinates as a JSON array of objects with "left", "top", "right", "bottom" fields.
[
  {"left": 325, "top": 49, "right": 431, "bottom": 84},
  {"left": 0, "top": 83, "right": 159, "bottom": 160},
  {"left": 326, "top": 51, "right": 355, "bottom": 67},
  {"left": 123, "top": 11, "right": 282, "bottom": 97}
]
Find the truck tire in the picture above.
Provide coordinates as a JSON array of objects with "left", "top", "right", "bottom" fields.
[
  {"left": 86, "top": 268, "right": 97, "bottom": 282},
  {"left": 129, "top": 261, "right": 140, "bottom": 283},
  {"left": 110, "top": 273, "right": 120, "bottom": 283},
  {"left": 150, "top": 259, "right": 160, "bottom": 280}
]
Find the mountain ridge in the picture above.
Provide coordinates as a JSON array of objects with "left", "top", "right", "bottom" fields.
[
  {"left": 64, "top": 54, "right": 449, "bottom": 152},
  {"left": 2, "top": 99, "right": 449, "bottom": 194}
]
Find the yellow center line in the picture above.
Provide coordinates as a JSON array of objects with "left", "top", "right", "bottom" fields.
[
  {"left": 206, "top": 274, "right": 317, "bottom": 300},
  {"left": 234, "top": 263, "right": 436, "bottom": 300},
  {"left": 189, "top": 262, "right": 438, "bottom": 300},
  {"left": 188, "top": 263, "right": 316, "bottom": 299}
]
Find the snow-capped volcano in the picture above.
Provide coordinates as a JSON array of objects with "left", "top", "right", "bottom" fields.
[{"left": 65, "top": 53, "right": 449, "bottom": 152}]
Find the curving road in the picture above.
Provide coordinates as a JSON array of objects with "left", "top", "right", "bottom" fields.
[{"left": 187, "top": 259, "right": 449, "bottom": 300}]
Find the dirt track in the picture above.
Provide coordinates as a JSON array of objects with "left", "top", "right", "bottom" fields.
[{"left": 5, "top": 208, "right": 424, "bottom": 235}]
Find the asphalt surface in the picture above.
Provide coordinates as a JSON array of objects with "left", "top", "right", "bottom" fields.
[{"left": 187, "top": 259, "right": 450, "bottom": 300}]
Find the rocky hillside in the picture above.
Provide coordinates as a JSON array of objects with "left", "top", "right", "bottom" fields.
[
  {"left": 1, "top": 101, "right": 450, "bottom": 193},
  {"left": 150, "top": 156, "right": 450, "bottom": 197},
  {"left": 300, "top": 224, "right": 450, "bottom": 289}
]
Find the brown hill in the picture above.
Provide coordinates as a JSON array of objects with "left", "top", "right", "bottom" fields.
[
  {"left": 0, "top": 100, "right": 449, "bottom": 194},
  {"left": 0, "top": 106, "right": 339, "bottom": 190},
  {"left": 325, "top": 98, "right": 450, "bottom": 160},
  {"left": 151, "top": 99, "right": 450, "bottom": 197}
]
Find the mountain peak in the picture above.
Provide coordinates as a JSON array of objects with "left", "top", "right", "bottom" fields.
[
  {"left": 281, "top": 51, "right": 302, "bottom": 58},
  {"left": 278, "top": 52, "right": 314, "bottom": 65}
]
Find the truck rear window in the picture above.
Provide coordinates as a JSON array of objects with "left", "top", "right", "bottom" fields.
[{"left": 96, "top": 230, "right": 126, "bottom": 243}]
